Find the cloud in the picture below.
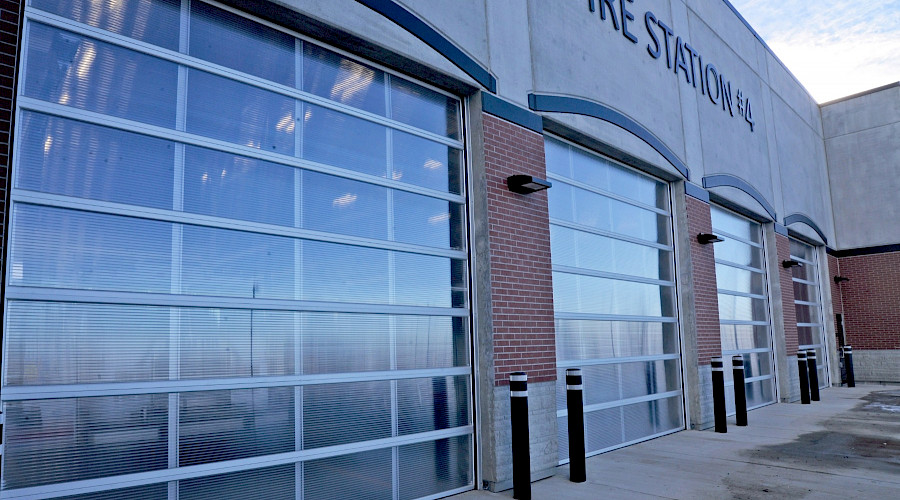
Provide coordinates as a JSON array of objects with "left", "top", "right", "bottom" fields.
[{"left": 730, "top": 0, "right": 900, "bottom": 101}]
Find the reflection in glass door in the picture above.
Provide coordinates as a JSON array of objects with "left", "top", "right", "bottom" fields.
[
  {"left": 710, "top": 207, "right": 776, "bottom": 412},
  {"left": 2, "top": 1, "right": 472, "bottom": 498},
  {"left": 545, "top": 137, "right": 683, "bottom": 463}
]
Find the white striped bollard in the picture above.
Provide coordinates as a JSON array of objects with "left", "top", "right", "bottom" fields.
[
  {"left": 712, "top": 357, "right": 727, "bottom": 433},
  {"left": 510, "top": 372, "right": 531, "bottom": 500},
  {"left": 566, "top": 368, "right": 586, "bottom": 482}
]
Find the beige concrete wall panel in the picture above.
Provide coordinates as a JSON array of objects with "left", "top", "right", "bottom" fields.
[
  {"left": 527, "top": 0, "right": 687, "bottom": 160},
  {"left": 683, "top": 0, "right": 763, "bottom": 75},
  {"left": 686, "top": 12, "right": 772, "bottom": 193},
  {"left": 771, "top": 96, "right": 834, "bottom": 243},
  {"left": 822, "top": 86, "right": 900, "bottom": 139},
  {"left": 764, "top": 51, "right": 820, "bottom": 134},
  {"left": 488, "top": 0, "right": 535, "bottom": 105}
]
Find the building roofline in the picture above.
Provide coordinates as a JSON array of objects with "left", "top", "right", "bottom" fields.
[
  {"left": 819, "top": 81, "right": 900, "bottom": 107},
  {"left": 719, "top": 0, "right": 818, "bottom": 103}
]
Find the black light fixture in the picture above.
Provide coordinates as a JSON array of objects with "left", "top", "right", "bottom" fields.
[
  {"left": 697, "top": 233, "right": 724, "bottom": 244},
  {"left": 782, "top": 259, "right": 803, "bottom": 268},
  {"left": 507, "top": 175, "right": 552, "bottom": 194},
  {"left": 834, "top": 276, "right": 850, "bottom": 283}
]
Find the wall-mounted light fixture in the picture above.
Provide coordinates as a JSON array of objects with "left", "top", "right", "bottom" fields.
[
  {"left": 507, "top": 175, "right": 552, "bottom": 194},
  {"left": 697, "top": 233, "right": 724, "bottom": 244},
  {"left": 834, "top": 276, "right": 850, "bottom": 283},
  {"left": 782, "top": 259, "right": 803, "bottom": 268}
]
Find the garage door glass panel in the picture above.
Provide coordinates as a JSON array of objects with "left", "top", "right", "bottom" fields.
[
  {"left": 17, "top": 112, "right": 176, "bottom": 209},
  {"left": 189, "top": 0, "right": 295, "bottom": 86},
  {"left": 302, "top": 42, "right": 387, "bottom": 116},
  {"left": 33, "top": 0, "right": 181, "bottom": 50},
  {"left": 24, "top": 23, "right": 178, "bottom": 128},
  {"left": 186, "top": 69, "right": 295, "bottom": 154},
  {"left": 548, "top": 136, "right": 682, "bottom": 463},
  {"left": 555, "top": 320, "right": 677, "bottom": 360},
  {"left": 3, "top": 395, "right": 170, "bottom": 489}
]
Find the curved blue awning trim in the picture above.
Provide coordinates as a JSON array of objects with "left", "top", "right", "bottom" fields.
[
  {"left": 355, "top": 0, "right": 496, "bottom": 92},
  {"left": 527, "top": 93, "right": 690, "bottom": 180}
]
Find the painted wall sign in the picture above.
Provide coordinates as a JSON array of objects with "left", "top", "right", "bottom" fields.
[{"left": 588, "top": 0, "right": 756, "bottom": 132}]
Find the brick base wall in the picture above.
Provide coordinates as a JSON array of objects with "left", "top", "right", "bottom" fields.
[
  {"left": 775, "top": 234, "right": 799, "bottom": 354},
  {"left": 836, "top": 251, "right": 900, "bottom": 350},
  {"left": 685, "top": 196, "right": 720, "bottom": 365},
  {"left": 482, "top": 112, "right": 556, "bottom": 385}
]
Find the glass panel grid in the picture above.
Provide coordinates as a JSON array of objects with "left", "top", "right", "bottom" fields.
[
  {"left": 548, "top": 136, "right": 682, "bottom": 463},
  {"left": 711, "top": 206, "right": 776, "bottom": 410},
  {"left": 6, "top": 2, "right": 472, "bottom": 498},
  {"left": 790, "top": 239, "right": 828, "bottom": 388}
]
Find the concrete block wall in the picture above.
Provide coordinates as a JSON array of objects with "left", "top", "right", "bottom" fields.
[
  {"left": 487, "top": 382, "right": 557, "bottom": 492},
  {"left": 784, "top": 355, "right": 801, "bottom": 402},
  {"left": 850, "top": 351, "right": 900, "bottom": 384},
  {"left": 696, "top": 364, "right": 715, "bottom": 429}
]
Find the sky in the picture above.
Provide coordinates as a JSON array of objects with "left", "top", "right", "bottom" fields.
[{"left": 728, "top": 0, "right": 900, "bottom": 103}]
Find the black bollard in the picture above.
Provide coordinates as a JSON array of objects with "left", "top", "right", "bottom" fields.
[
  {"left": 732, "top": 355, "right": 748, "bottom": 426},
  {"left": 565, "top": 368, "right": 586, "bottom": 483},
  {"left": 712, "top": 357, "right": 727, "bottom": 433},
  {"left": 798, "top": 351, "right": 810, "bottom": 404},
  {"left": 806, "top": 349, "right": 820, "bottom": 401},
  {"left": 844, "top": 346, "right": 855, "bottom": 387},
  {"left": 510, "top": 372, "right": 531, "bottom": 500}
]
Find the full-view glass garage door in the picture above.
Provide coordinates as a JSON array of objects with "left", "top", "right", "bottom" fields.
[
  {"left": 710, "top": 206, "right": 776, "bottom": 412},
  {"left": 545, "top": 137, "right": 683, "bottom": 462},
  {"left": 790, "top": 239, "right": 829, "bottom": 388},
  {"left": 2, "top": 1, "right": 473, "bottom": 498}
]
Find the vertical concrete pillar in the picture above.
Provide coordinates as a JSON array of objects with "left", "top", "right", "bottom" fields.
[
  {"left": 815, "top": 246, "right": 840, "bottom": 386},
  {"left": 771, "top": 230, "right": 800, "bottom": 401},
  {"left": 675, "top": 184, "right": 722, "bottom": 430}
]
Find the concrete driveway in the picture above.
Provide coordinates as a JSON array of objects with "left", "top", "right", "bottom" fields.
[{"left": 455, "top": 384, "right": 900, "bottom": 499}]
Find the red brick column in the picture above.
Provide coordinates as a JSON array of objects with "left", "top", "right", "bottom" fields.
[
  {"left": 775, "top": 234, "right": 799, "bottom": 354},
  {"left": 838, "top": 252, "right": 900, "bottom": 350},
  {"left": 686, "top": 196, "right": 720, "bottom": 365},
  {"left": 482, "top": 112, "right": 556, "bottom": 385}
]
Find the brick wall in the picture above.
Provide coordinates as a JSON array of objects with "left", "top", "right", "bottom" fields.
[
  {"left": 482, "top": 112, "right": 556, "bottom": 385},
  {"left": 685, "top": 196, "right": 720, "bottom": 365},
  {"left": 775, "top": 234, "right": 799, "bottom": 354},
  {"left": 0, "top": 0, "right": 21, "bottom": 297},
  {"left": 836, "top": 251, "right": 900, "bottom": 350}
]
